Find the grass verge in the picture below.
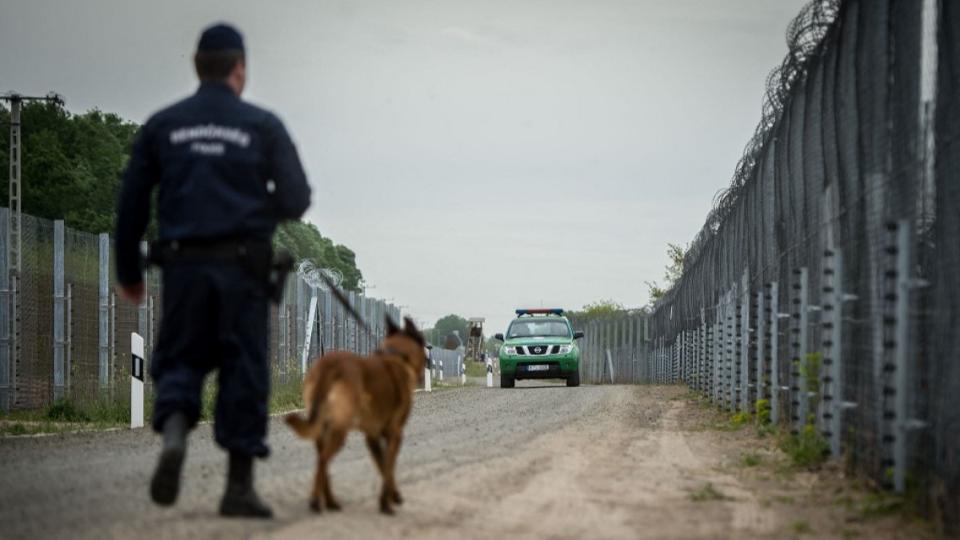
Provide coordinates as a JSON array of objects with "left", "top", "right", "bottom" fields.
[{"left": 1, "top": 372, "right": 308, "bottom": 436}]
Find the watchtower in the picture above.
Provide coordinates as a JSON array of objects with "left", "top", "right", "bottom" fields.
[{"left": 465, "top": 317, "right": 485, "bottom": 360}]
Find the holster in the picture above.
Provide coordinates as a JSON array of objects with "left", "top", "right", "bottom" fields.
[{"left": 266, "top": 250, "right": 294, "bottom": 304}]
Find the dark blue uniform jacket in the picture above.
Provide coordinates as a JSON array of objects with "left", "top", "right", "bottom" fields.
[{"left": 116, "top": 82, "right": 311, "bottom": 284}]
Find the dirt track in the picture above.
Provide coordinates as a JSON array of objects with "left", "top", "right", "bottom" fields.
[{"left": 0, "top": 384, "right": 932, "bottom": 539}]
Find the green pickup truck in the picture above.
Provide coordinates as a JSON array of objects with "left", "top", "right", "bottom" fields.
[{"left": 495, "top": 309, "right": 584, "bottom": 388}]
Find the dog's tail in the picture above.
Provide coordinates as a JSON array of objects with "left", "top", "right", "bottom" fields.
[
  {"left": 285, "top": 357, "right": 350, "bottom": 440},
  {"left": 284, "top": 411, "right": 316, "bottom": 438}
]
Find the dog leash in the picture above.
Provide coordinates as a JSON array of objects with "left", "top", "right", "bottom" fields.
[{"left": 316, "top": 269, "right": 374, "bottom": 337}]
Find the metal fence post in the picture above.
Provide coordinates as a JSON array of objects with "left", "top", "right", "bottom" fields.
[
  {"left": 591, "top": 320, "right": 598, "bottom": 383},
  {"left": 0, "top": 207, "right": 9, "bottom": 411},
  {"left": 324, "top": 289, "right": 333, "bottom": 356},
  {"left": 658, "top": 337, "right": 664, "bottom": 384},
  {"left": 97, "top": 233, "right": 110, "bottom": 390},
  {"left": 755, "top": 288, "right": 765, "bottom": 413},
  {"left": 700, "top": 314, "right": 707, "bottom": 395},
  {"left": 822, "top": 247, "right": 855, "bottom": 456},
  {"left": 706, "top": 316, "right": 712, "bottom": 397},
  {"left": 66, "top": 282, "right": 72, "bottom": 395},
  {"left": 53, "top": 220, "right": 65, "bottom": 402},
  {"left": 791, "top": 267, "right": 809, "bottom": 433},
  {"left": 768, "top": 281, "right": 781, "bottom": 425},
  {"left": 727, "top": 289, "right": 736, "bottom": 411},
  {"left": 673, "top": 334, "right": 679, "bottom": 383},
  {"left": 657, "top": 336, "right": 667, "bottom": 384},
  {"left": 612, "top": 318, "right": 620, "bottom": 383},
  {"left": 883, "top": 220, "right": 926, "bottom": 492},
  {"left": 740, "top": 272, "right": 750, "bottom": 412},
  {"left": 713, "top": 303, "right": 722, "bottom": 405},
  {"left": 628, "top": 315, "right": 636, "bottom": 383},
  {"left": 109, "top": 291, "right": 116, "bottom": 397},
  {"left": 682, "top": 329, "right": 688, "bottom": 383}
]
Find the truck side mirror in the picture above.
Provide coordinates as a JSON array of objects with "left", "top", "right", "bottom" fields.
[
  {"left": 494, "top": 333, "right": 504, "bottom": 341},
  {"left": 573, "top": 331, "right": 584, "bottom": 340}
]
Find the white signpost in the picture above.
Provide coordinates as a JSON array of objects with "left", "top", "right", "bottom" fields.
[
  {"left": 130, "top": 333, "right": 145, "bottom": 429},
  {"left": 486, "top": 358, "right": 494, "bottom": 387}
]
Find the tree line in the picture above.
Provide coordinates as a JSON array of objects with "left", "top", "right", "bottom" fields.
[{"left": 0, "top": 101, "right": 362, "bottom": 290}]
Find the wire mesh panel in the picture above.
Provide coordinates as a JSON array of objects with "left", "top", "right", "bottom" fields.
[
  {"left": 18, "top": 215, "right": 54, "bottom": 409},
  {"left": 63, "top": 226, "right": 102, "bottom": 406}
]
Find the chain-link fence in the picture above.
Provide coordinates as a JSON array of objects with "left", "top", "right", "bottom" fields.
[
  {"left": 592, "top": 0, "right": 956, "bottom": 531},
  {"left": 0, "top": 208, "right": 404, "bottom": 413}
]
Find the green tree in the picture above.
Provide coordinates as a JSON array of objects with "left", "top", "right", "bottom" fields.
[
  {"left": 424, "top": 314, "right": 469, "bottom": 349},
  {"left": 580, "top": 299, "right": 625, "bottom": 317},
  {"left": 0, "top": 102, "right": 138, "bottom": 233},
  {"left": 645, "top": 242, "right": 687, "bottom": 306},
  {"left": 484, "top": 335, "right": 502, "bottom": 356},
  {"left": 566, "top": 299, "right": 628, "bottom": 322}
]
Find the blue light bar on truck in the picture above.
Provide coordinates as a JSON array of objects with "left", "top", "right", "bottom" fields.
[{"left": 515, "top": 308, "right": 564, "bottom": 316}]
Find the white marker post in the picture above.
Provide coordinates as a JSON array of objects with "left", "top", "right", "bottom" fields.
[
  {"left": 131, "top": 333, "right": 145, "bottom": 429},
  {"left": 460, "top": 356, "right": 466, "bottom": 385},
  {"left": 439, "top": 359, "right": 444, "bottom": 382},
  {"left": 486, "top": 358, "right": 493, "bottom": 387},
  {"left": 424, "top": 348, "right": 432, "bottom": 392},
  {"left": 605, "top": 349, "right": 616, "bottom": 384}
]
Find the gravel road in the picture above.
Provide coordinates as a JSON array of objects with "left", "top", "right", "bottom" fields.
[
  {"left": 0, "top": 383, "right": 932, "bottom": 539},
  {"left": 0, "top": 381, "right": 619, "bottom": 539}
]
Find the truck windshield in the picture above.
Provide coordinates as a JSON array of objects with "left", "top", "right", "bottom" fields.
[{"left": 506, "top": 319, "right": 571, "bottom": 338}]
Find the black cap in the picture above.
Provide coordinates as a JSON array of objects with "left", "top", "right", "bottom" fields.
[{"left": 197, "top": 23, "right": 245, "bottom": 53}]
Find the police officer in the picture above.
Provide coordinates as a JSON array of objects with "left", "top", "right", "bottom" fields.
[{"left": 115, "top": 23, "right": 310, "bottom": 518}]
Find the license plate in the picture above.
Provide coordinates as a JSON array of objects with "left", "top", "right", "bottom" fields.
[{"left": 526, "top": 365, "right": 549, "bottom": 372}]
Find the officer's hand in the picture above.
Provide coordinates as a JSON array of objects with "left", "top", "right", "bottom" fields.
[{"left": 117, "top": 282, "right": 145, "bottom": 304}]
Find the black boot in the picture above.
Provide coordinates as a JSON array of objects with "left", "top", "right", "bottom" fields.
[
  {"left": 219, "top": 452, "right": 273, "bottom": 518},
  {"left": 150, "top": 412, "right": 188, "bottom": 506}
]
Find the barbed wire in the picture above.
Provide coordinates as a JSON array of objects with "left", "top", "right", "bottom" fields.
[
  {"left": 684, "top": 0, "right": 842, "bottom": 270},
  {"left": 296, "top": 260, "right": 343, "bottom": 291}
]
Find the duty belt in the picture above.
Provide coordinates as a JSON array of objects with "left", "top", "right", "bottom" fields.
[
  {"left": 147, "top": 237, "right": 293, "bottom": 304},
  {"left": 148, "top": 237, "right": 270, "bottom": 266}
]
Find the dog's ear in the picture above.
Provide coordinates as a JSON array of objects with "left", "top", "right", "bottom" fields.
[
  {"left": 403, "top": 316, "right": 418, "bottom": 333},
  {"left": 385, "top": 316, "right": 401, "bottom": 336},
  {"left": 403, "top": 316, "right": 425, "bottom": 346}
]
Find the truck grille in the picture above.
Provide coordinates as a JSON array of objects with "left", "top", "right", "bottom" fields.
[{"left": 523, "top": 345, "right": 560, "bottom": 355}]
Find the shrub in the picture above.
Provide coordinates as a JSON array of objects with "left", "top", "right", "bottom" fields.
[
  {"left": 755, "top": 398, "right": 771, "bottom": 425},
  {"left": 45, "top": 400, "right": 90, "bottom": 422},
  {"left": 781, "top": 423, "right": 829, "bottom": 469}
]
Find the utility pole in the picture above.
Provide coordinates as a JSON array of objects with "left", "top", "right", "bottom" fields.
[{"left": 0, "top": 92, "right": 64, "bottom": 411}]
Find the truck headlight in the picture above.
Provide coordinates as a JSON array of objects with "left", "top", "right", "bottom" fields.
[
  {"left": 504, "top": 346, "right": 518, "bottom": 355},
  {"left": 558, "top": 344, "right": 573, "bottom": 354}
]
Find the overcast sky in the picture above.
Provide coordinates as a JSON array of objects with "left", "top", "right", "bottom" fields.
[{"left": 1, "top": 0, "right": 807, "bottom": 333}]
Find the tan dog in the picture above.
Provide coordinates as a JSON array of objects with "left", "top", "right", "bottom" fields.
[{"left": 285, "top": 316, "right": 427, "bottom": 515}]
